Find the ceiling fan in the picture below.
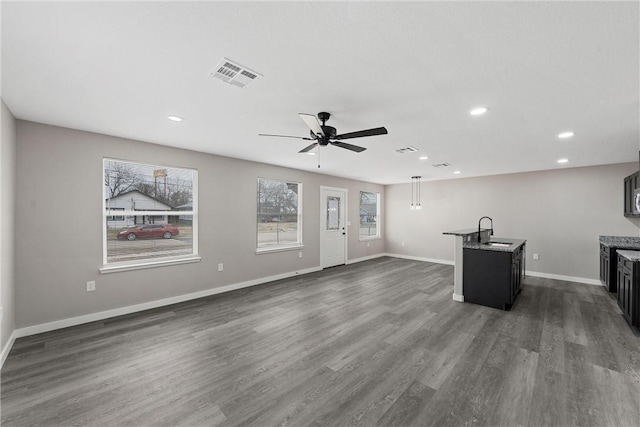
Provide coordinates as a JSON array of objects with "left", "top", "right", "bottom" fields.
[{"left": 259, "top": 112, "right": 388, "bottom": 154}]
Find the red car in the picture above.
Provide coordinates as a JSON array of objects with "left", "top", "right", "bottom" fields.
[{"left": 117, "top": 224, "right": 179, "bottom": 241}]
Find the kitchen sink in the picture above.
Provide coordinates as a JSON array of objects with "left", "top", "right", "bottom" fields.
[{"left": 483, "top": 242, "right": 512, "bottom": 247}]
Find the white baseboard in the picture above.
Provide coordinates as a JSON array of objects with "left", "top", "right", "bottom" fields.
[
  {"left": 14, "top": 265, "right": 322, "bottom": 339},
  {"left": 1, "top": 329, "right": 17, "bottom": 369},
  {"left": 384, "top": 253, "right": 454, "bottom": 265},
  {"left": 452, "top": 293, "right": 464, "bottom": 302},
  {"left": 385, "top": 254, "right": 602, "bottom": 286},
  {"left": 525, "top": 270, "right": 601, "bottom": 286},
  {"left": 346, "top": 253, "right": 387, "bottom": 264}
]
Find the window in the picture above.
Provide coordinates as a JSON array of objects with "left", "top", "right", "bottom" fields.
[
  {"left": 359, "top": 191, "right": 380, "bottom": 239},
  {"left": 102, "top": 159, "right": 198, "bottom": 272},
  {"left": 257, "top": 178, "right": 302, "bottom": 251},
  {"left": 106, "top": 207, "right": 125, "bottom": 221}
]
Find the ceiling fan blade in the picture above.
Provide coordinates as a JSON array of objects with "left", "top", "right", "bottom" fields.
[
  {"left": 331, "top": 141, "right": 367, "bottom": 153},
  {"left": 299, "top": 143, "right": 318, "bottom": 153},
  {"left": 299, "top": 113, "right": 325, "bottom": 137},
  {"left": 333, "top": 127, "right": 388, "bottom": 140},
  {"left": 258, "top": 133, "right": 314, "bottom": 140}
]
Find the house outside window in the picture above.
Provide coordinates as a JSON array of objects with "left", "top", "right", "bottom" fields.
[
  {"left": 359, "top": 191, "right": 380, "bottom": 239},
  {"left": 257, "top": 178, "right": 302, "bottom": 252},
  {"left": 102, "top": 159, "right": 198, "bottom": 272}
]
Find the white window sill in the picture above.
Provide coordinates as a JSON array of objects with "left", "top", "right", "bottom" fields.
[
  {"left": 256, "top": 245, "right": 304, "bottom": 255},
  {"left": 100, "top": 255, "right": 201, "bottom": 274},
  {"left": 359, "top": 236, "right": 382, "bottom": 241}
]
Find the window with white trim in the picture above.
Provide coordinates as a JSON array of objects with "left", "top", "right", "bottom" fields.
[
  {"left": 257, "top": 178, "right": 302, "bottom": 251},
  {"left": 103, "top": 159, "right": 198, "bottom": 270},
  {"left": 359, "top": 191, "right": 380, "bottom": 239}
]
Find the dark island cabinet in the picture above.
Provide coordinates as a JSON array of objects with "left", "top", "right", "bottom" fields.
[
  {"left": 616, "top": 254, "right": 639, "bottom": 328},
  {"left": 463, "top": 243, "right": 525, "bottom": 310},
  {"left": 511, "top": 244, "right": 525, "bottom": 301}
]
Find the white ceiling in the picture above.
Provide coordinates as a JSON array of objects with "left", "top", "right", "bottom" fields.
[{"left": 2, "top": 1, "right": 638, "bottom": 185}]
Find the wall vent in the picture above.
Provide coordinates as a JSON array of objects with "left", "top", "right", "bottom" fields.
[
  {"left": 432, "top": 163, "right": 451, "bottom": 167},
  {"left": 395, "top": 146, "right": 418, "bottom": 154},
  {"left": 210, "top": 58, "right": 263, "bottom": 88}
]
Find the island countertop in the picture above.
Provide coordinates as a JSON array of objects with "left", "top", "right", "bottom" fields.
[
  {"left": 463, "top": 237, "right": 527, "bottom": 253},
  {"left": 443, "top": 228, "right": 492, "bottom": 236}
]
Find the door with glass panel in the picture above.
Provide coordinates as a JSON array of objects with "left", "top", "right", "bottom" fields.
[{"left": 320, "top": 187, "right": 346, "bottom": 268}]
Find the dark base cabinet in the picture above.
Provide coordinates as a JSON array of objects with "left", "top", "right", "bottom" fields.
[
  {"left": 616, "top": 254, "right": 639, "bottom": 328},
  {"left": 463, "top": 244, "right": 525, "bottom": 310},
  {"left": 600, "top": 244, "right": 615, "bottom": 292}
]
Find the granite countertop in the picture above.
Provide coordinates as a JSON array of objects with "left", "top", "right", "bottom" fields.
[
  {"left": 617, "top": 250, "right": 640, "bottom": 262},
  {"left": 443, "top": 228, "right": 492, "bottom": 236},
  {"left": 599, "top": 235, "right": 640, "bottom": 249},
  {"left": 463, "top": 237, "right": 527, "bottom": 253}
]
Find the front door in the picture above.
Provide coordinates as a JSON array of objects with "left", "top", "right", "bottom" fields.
[{"left": 320, "top": 187, "right": 347, "bottom": 268}]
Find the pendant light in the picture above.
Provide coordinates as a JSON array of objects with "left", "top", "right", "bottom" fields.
[{"left": 410, "top": 176, "right": 422, "bottom": 210}]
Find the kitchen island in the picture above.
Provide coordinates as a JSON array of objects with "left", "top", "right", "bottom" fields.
[
  {"left": 463, "top": 238, "right": 526, "bottom": 310},
  {"left": 443, "top": 226, "right": 526, "bottom": 308}
]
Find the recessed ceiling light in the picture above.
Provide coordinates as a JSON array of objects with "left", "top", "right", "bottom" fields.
[
  {"left": 470, "top": 107, "right": 488, "bottom": 116},
  {"left": 453, "top": 171, "right": 461, "bottom": 174},
  {"left": 419, "top": 156, "right": 429, "bottom": 160},
  {"left": 557, "top": 131, "right": 575, "bottom": 139},
  {"left": 167, "top": 115, "right": 183, "bottom": 122},
  {"left": 557, "top": 158, "right": 569, "bottom": 164},
  {"left": 307, "top": 152, "right": 316, "bottom": 156}
]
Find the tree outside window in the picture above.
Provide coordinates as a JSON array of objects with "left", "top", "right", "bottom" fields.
[{"left": 257, "top": 178, "right": 302, "bottom": 250}]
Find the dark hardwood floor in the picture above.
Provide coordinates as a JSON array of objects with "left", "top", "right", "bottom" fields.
[{"left": 2, "top": 257, "right": 639, "bottom": 426}]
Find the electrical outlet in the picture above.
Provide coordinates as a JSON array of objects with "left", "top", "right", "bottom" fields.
[
  {"left": 401, "top": 241, "right": 405, "bottom": 247},
  {"left": 533, "top": 253, "right": 539, "bottom": 260},
  {"left": 367, "top": 242, "right": 370, "bottom": 247},
  {"left": 218, "top": 263, "right": 224, "bottom": 272},
  {"left": 298, "top": 251, "right": 303, "bottom": 258},
  {"left": 86, "top": 281, "right": 96, "bottom": 292}
]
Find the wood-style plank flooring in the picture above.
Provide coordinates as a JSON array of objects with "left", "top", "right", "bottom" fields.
[{"left": 2, "top": 257, "right": 639, "bottom": 426}]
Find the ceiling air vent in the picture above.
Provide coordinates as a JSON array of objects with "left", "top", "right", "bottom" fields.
[
  {"left": 210, "top": 58, "right": 263, "bottom": 88},
  {"left": 432, "top": 163, "right": 451, "bottom": 167},
  {"left": 395, "top": 146, "right": 418, "bottom": 154}
]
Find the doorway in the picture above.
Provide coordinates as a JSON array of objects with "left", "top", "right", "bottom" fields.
[{"left": 320, "top": 187, "right": 347, "bottom": 268}]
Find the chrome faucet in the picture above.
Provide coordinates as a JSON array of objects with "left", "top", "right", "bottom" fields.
[{"left": 477, "top": 216, "right": 494, "bottom": 242}]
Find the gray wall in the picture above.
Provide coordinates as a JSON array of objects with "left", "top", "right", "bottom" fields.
[
  {"left": 15, "top": 121, "right": 385, "bottom": 328},
  {"left": 386, "top": 163, "right": 640, "bottom": 281},
  {"left": 1, "top": 100, "right": 17, "bottom": 353}
]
